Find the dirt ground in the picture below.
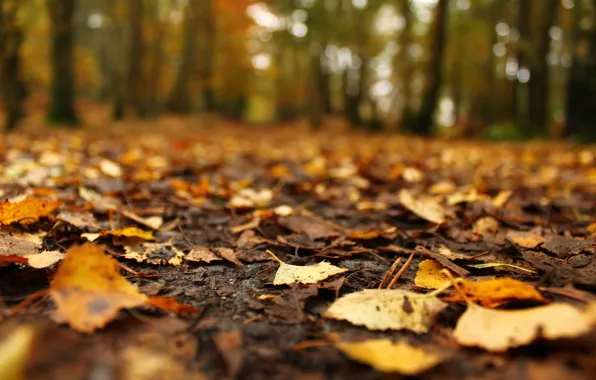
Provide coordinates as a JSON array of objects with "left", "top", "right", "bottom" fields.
[{"left": 0, "top": 122, "right": 595, "bottom": 379}]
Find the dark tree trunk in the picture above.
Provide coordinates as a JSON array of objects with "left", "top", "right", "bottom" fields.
[
  {"left": 396, "top": 0, "right": 413, "bottom": 130},
  {"left": 410, "top": 0, "right": 449, "bottom": 135},
  {"left": 528, "top": 0, "right": 558, "bottom": 137},
  {"left": 308, "top": 51, "right": 323, "bottom": 131},
  {"left": 515, "top": 0, "right": 531, "bottom": 133},
  {"left": 0, "top": 1, "right": 26, "bottom": 132},
  {"left": 166, "top": 1, "right": 200, "bottom": 113},
  {"left": 199, "top": 0, "right": 215, "bottom": 112},
  {"left": 127, "top": 0, "right": 145, "bottom": 117},
  {"left": 565, "top": 0, "right": 596, "bottom": 142},
  {"left": 47, "top": 0, "right": 78, "bottom": 125}
]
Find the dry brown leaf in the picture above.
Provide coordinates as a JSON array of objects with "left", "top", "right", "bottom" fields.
[
  {"left": 507, "top": 230, "right": 545, "bottom": 249},
  {"left": 492, "top": 190, "right": 513, "bottom": 208},
  {"left": 185, "top": 247, "right": 220, "bottom": 263},
  {"left": 213, "top": 330, "right": 244, "bottom": 377},
  {"left": 78, "top": 187, "right": 121, "bottom": 212},
  {"left": 278, "top": 214, "right": 341, "bottom": 241},
  {"left": 56, "top": 211, "right": 100, "bottom": 230},
  {"left": 50, "top": 244, "right": 148, "bottom": 332},
  {"left": 124, "top": 242, "right": 185, "bottom": 266},
  {"left": 414, "top": 260, "right": 450, "bottom": 289},
  {"left": 0, "top": 325, "right": 35, "bottom": 380},
  {"left": 120, "top": 209, "right": 163, "bottom": 230},
  {"left": 442, "top": 278, "right": 548, "bottom": 307},
  {"left": 268, "top": 250, "right": 347, "bottom": 285},
  {"left": 324, "top": 289, "right": 447, "bottom": 333},
  {"left": 0, "top": 234, "right": 39, "bottom": 257},
  {"left": 0, "top": 198, "right": 62, "bottom": 225},
  {"left": 98, "top": 159, "right": 123, "bottom": 177},
  {"left": 24, "top": 250, "right": 65, "bottom": 268},
  {"left": 215, "top": 247, "right": 244, "bottom": 267},
  {"left": 336, "top": 339, "right": 444, "bottom": 375},
  {"left": 453, "top": 302, "right": 596, "bottom": 351},
  {"left": 398, "top": 189, "right": 446, "bottom": 224}
]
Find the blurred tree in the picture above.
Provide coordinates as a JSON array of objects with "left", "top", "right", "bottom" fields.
[
  {"left": 0, "top": 0, "right": 26, "bottom": 131},
  {"left": 199, "top": 0, "right": 215, "bottom": 111},
  {"left": 394, "top": 0, "right": 413, "bottom": 130},
  {"left": 47, "top": 0, "right": 78, "bottom": 125},
  {"left": 167, "top": 0, "right": 200, "bottom": 113},
  {"left": 408, "top": 0, "right": 449, "bottom": 135},
  {"left": 126, "top": 0, "right": 145, "bottom": 117},
  {"left": 565, "top": 0, "right": 596, "bottom": 142}
]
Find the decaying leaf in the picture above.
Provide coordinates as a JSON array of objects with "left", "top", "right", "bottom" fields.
[
  {"left": 278, "top": 214, "right": 341, "bottom": 241},
  {"left": 0, "top": 198, "right": 62, "bottom": 225},
  {"left": 324, "top": 289, "right": 447, "bottom": 333},
  {"left": 78, "top": 187, "right": 121, "bottom": 212},
  {"left": 124, "top": 242, "right": 185, "bottom": 265},
  {"left": 267, "top": 250, "right": 347, "bottom": 285},
  {"left": 492, "top": 190, "right": 513, "bottom": 208},
  {"left": 442, "top": 278, "right": 548, "bottom": 307},
  {"left": 414, "top": 260, "right": 450, "bottom": 289},
  {"left": 507, "top": 230, "right": 545, "bottom": 249},
  {"left": 466, "top": 262, "right": 537, "bottom": 275},
  {"left": 398, "top": 189, "right": 446, "bottom": 224},
  {"left": 185, "top": 247, "right": 220, "bottom": 263},
  {"left": 50, "top": 244, "right": 148, "bottom": 332},
  {"left": 472, "top": 217, "right": 499, "bottom": 236},
  {"left": 543, "top": 235, "right": 596, "bottom": 258},
  {"left": 24, "top": 250, "right": 65, "bottom": 268},
  {"left": 215, "top": 247, "right": 244, "bottom": 267},
  {"left": 0, "top": 233, "right": 39, "bottom": 256},
  {"left": 336, "top": 339, "right": 444, "bottom": 375},
  {"left": 0, "top": 326, "right": 35, "bottom": 380},
  {"left": 56, "top": 211, "right": 100, "bottom": 230},
  {"left": 453, "top": 302, "right": 596, "bottom": 351}
]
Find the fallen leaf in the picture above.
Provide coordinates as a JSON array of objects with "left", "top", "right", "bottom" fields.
[
  {"left": 124, "top": 242, "right": 185, "bottom": 266},
  {"left": 0, "top": 326, "right": 35, "bottom": 380},
  {"left": 78, "top": 187, "right": 121, "bottom": 212},
  {"left": 543, "top": 235, "right": 595, "bottom": 258},
  {"left": 215, "top": 247, "right": 244, "bottom": 267},
  {"left": 99, "top": 159, "right": 123, "bottom": 177},
  {"left": 100, "top": 226, "right": 155, "bottom": 241},
  {"left": 442, "top": 278, "right": 548, "bottom": 307},
  {"left": 185, "top": 247, "right": 220, "bottom": 263},
  {"left": 588, "top": 223, "right": 596, "bottom": 236},
  {"left": 56, "top": 211, "right": 100, "bottom": 230},
  {"left": 278, "top": 214, "right": 341, "bottom": 241},
  {"left": 336, "top": 339, "right": 444, "bottom": 375},
  {"left": 121, "top": 209, "right": 163, "bottom": 230},
  {"left": 50, "top": 244, "right": 148, "bottom": 332},
  {"left": 0, "top": 198, "right": 62, "bottom": 225},
  {"left": 213, "top": 330, "right": 244, "bottom": 376},
  {"left": 0, "top": 234, "right": 39, "bottom": 256},
  {"left": 507, "top": 230, "right": 545, "bottom": 249},
  {"left": 228, "top": 188, "right": 273, "bottom": 209},
  {"left": 492, "top": 190, "right": 513, "bottom": 208},
  {"left": 146, "top": 296, "right": 197, "bottom": 314},
  {"left": 414, "top": 260, "right": 450, "bottom": 289},
  {"left": 472, "top": 217, "right": 499, "bottom": 236},
  {"left": 81, "top": 232, "right": 101, "bottom": 242},
  {"left": 398, "top": 189, "right": 446, "bottom": 224},
  {"left": 466, "top": 262, "right": 537, "bottom": 275},
  {"left": 24, "top": 250, "right": 65, "bottom": 268},
  {"left": 324, "top": 289, "right": 447, "bottom": 333},
  {"left": 267, "top": 250, "right": 347, "bottom": 285},
  {"left": 453, "top": 302, "right": 596, "bottom": 351}
]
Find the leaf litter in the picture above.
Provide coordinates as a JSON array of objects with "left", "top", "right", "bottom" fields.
[{"left": 2, "top": 127, "right": 596, "bottom": 378}]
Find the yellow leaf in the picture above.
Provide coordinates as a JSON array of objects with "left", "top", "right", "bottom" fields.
[
  {"left": 100, "top": 226, "right": 155, "bottom": 241},
  {"left": 443, "top": 278, "right": 547, "bottom": 307},
  {"left": 0, "top": 326, "right": 35, "bottom": 380},
  {"left": 124, "top": 242, "right": 184, "bottom": 266},
  {"left": 266, "top": 250, "right": 346, "bottom": 285},
  {"left": 50, "top": 244, "right": 148, "bottom": 332},
  {"left": 454, "top": 302, "right": 596, "bottom": 352},
  {"left": 507, "top": 231, "right": 545, "bottom": 249},
  {"left": 336, "top": 339, "right": 444, "bottom": 375},
  {"left": 0, "top": 198, "right": 62, "bottom": 225},
  {"left": 398, "top": 189, "right": 446, "bottom": 224},
  {"left": 492, "top": 190, "right": 513, "bottom": 208},
  {"left": 324, "top": 289, "right": 447, "bottom": 333},
  {"left": 24, "top": 250, "right": 65, "bottom": 268},
  {"left": 414, "top": 260, "right": 450, "bottom": 289},
  {"left": 472, "top": 217, "right": 499, "bottom": 236},
  {"left": 99, "top": 159, "right": 123, "bottom": 177},
  {"left": 587, "top": 223, "right": 596, "bottom": 236}
]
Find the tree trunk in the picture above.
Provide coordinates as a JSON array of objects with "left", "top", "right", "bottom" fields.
[
  {"left": 515, "top": 0, "right": 530, "bottom": 133},
  {"left": 199, "top": 0, "right": 215, "bottom": 112},
  {"left": 127, "top": 0, "right": 145, "bottom": 117},
  {"left": 565, "top": 0, "right": 596, "bottom": 142},
  {"left": 47, "top": 0, "right": 78, "bottom": 125},
  {"left": 166, "top": 1, "right": 200, "bottom": 113},
  {"left": 528, "top": 0, "right": 558, "bottom": 137},
  {"left": 410, "top": 0, "right": 449, "bottom": 135},
  {"left": 396, "top": 0, "right": 413, "bottom": 130},
  {"left": 0, "top": 1, "right": 26, "bottom": 132}
]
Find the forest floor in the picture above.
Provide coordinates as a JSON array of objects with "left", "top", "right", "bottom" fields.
[{"left": 0, "top": 118, "right": 595, "bottom": 380}]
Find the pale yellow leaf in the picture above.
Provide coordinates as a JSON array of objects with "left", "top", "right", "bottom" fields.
[
  {"left": 273, "top": 261, "right": 347, "bottom": 285},
  {"left": 25, "top": 251, "right": 65, "bottom": 268},
  {"left": 398, "top": 189, "right": 446, "bottom": 224},
  {"left": 454, "top": 302, "right": 596, "bottom": 352},
  {"left": 324, "top": 289, "right": 447, "bottom": 333},
  {"left": 0, "top": 326, "right": 35, "bottom": 380},
  {"left": 336, "top": 339, "right": 443, "bottom": 375}
]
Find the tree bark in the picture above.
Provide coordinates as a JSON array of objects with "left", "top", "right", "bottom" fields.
[
  {"left": 528, "top": 0, "right": 558, "bottom": 137},
  {"left": 199, "top": 0, "right": 215, "bottom": 112},
  {"left": 410, "top": 0, "right": 449, "bottom": 135},
  {"left": 166, "top": 1, "right": 201, "bottom": 113},
  {"left": 126, "top": 0, "right": 145, "bottom": 117},
  {"left": 47, "top": 0, "right": 78, "bottom": 125},
  {"left": 565, "top": 0, "right": 596, "bottom": 142},
  {"left": 396, "top": 0, "right": 413, "bottom": 130}
]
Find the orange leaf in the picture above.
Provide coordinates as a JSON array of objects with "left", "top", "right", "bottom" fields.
[
  {"left": 146, "top": 296, "right": 197, "bottom": 314},
  {"left": 50, "top": 244, "right": 148, "bottom": 332},
  {"left": 442, "top": 278, "right": 548, "bottom": 308},
  {"left": 99, "top": 226, "right": 155, "bottom": 241},
  {"left": 0, "top": 198, "right": 63, "bottom": 225}
]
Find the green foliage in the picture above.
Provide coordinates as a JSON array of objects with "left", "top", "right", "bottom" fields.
[{"left": 484, "top": 121, "right": 526, "bottom": 141}]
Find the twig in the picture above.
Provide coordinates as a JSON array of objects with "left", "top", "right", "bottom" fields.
[
  {"left": 387, "top": 251, "right": 415, "bottom": 289},
  {"left": 378, "top": 256, "right": 402, "bottom": 289}
]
